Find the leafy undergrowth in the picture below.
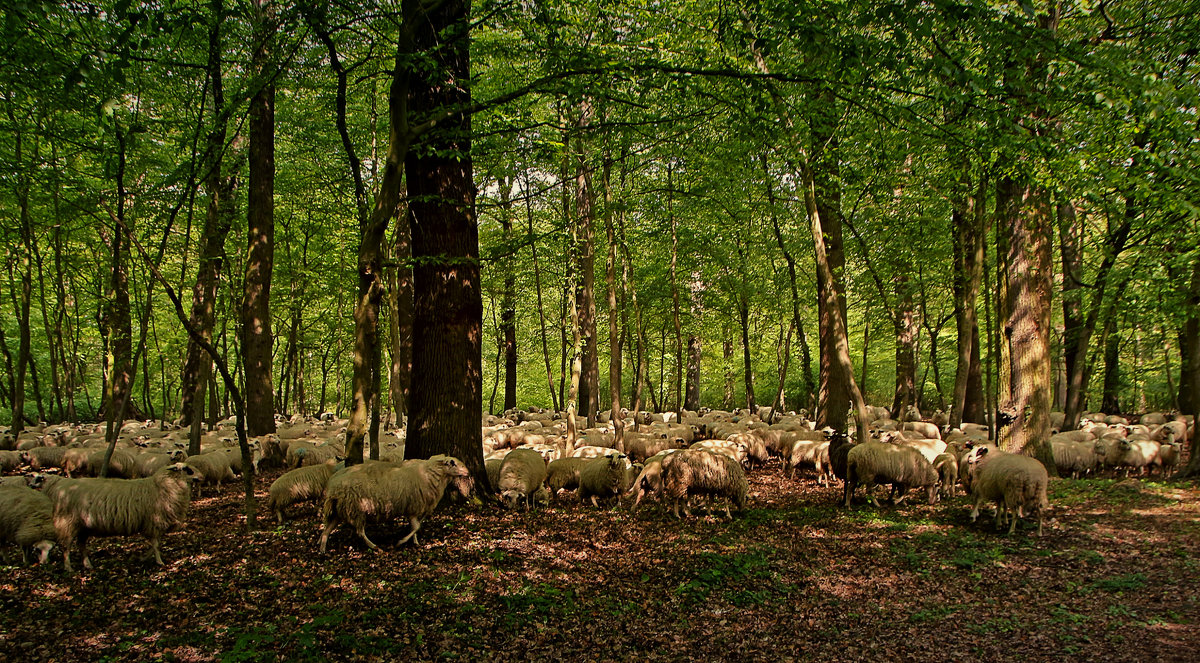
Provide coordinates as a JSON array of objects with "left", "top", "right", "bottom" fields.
[{"left": 3, "top": 464, "right": 1199, "bottom": 662}]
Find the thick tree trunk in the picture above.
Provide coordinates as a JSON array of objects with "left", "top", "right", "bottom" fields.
[
  {"left": 1174, "top": 257, "right": 1200, "bottom": 477},
  {"left": 401, "top": 0, "right": 487, "bottom": 489},
  {"left": 574, "top": 101, "right": 600, "bottom": 426},
  {"left": 8, "top": 109, "right": 34, "bottom": 434},
  {"left": 950, "top": 189, "right": 985, "bottom": 428},
  {"left": 242, "top": 0, "right": 277, "bottom": 436},
  {"left": 999, "top": 177, "right": 1056, "bottom": 472},
  {"left": 812, "top": 126, "right": 853, "bottom": 432},
  {"left": 668, "top": 166, "right": 684, "bottom": 415}
]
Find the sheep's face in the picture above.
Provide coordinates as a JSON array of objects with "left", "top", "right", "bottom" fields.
[
  {"left": 437, "top": 457, "right": 471, "bottom": 477},
  {"left": 33, "top": 540, "right": 54, "bottom": 565}
]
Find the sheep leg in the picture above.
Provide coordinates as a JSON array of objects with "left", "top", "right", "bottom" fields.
[
  {"left": 143, "top": 535, "right": 164, "bottom": 565},
  {"left": 396, "top": 516, "right": 422, "bottom": 546},
  {"left": 355, "top": 523, "right": 382, "bottom": 550},
  {"left": 969, "top": 497, "right": 983, "bottom": 523},
  {"left": 892, "top": 484, "right": 909, "bottom": 506},
  {"left": 318, "top": 519, "right": 338, "bottom": 554},
  {"left": 78, "top": 535, "right": 93, "bottom": 570}
]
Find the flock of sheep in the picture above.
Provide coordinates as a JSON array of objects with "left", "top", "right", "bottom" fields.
[{"left": 0, "top": 404, "right": 1192, "bottom": 571}]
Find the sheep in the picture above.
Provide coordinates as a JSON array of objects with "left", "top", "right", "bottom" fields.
[
  {"left": 843, "top": 441, "right": 939, "bottom": 507},
  {"left": 577, "top": 454, "right": 630, "bottom": 507},
  {"left": 0, "top": 449, "right": 23, "bottom": 473},
  {"left": 897, "top": 438, "right": 948, "bottom": 464},
  {"left": 624, "top": 432, "right": 680, "bottom": 463},
  {"left": 1104, "top": 438, "right": 1161, "bottom": 476},
  {"left": 1050, "top": 439, "right": 1097, "bottom": 479},
  {"left": 318, "top": 456, "right": 471, "bottom": 552},
  {"left": 932, "top": 453, "right": 959, "bottom": 499},
  {"left": 545, "top": 457, "right": 590, "bottom": 497},
  {"left": 0, "top": 486, "right": 57, "bottom": 565},
  {"left": 570, "top": 445, "right": 625, "bottom": 461},
  {"left": 903, "top": 421, "right": 942, "bottom": 440},
  {"left": 787, "top": 439, "right": 832, "bottom": 485},
  {"left": 22, "top": 446, "right": 67, "bottom": 472},
  {"left": 691, "top": 439, "right": 749, "bottom": 466},
  {"left": 1158, "top": 441, "right": 1180, "bottom": 476},
  {"left": 52, "top": 463, "right": 197, "bottom": 571},
  {"left": 625, "top": 449, "right": 682, "bottom": 510},
  {"left": 827, "top": 431, "right": 856, "bottom": 484},
  {"left": 85, "top": 448, "right": 140, "bottom": 478},
  {"left": 497, "top": 448, "right": 549, "bottom": 511},
  {"left": 727, "top": 432, "right": 770, "bottom": 465},
  {"left": 485, "top": 457, "right": 504, "bottom": 492},
  {"left": 267, "top": 460, "right": 339, "bottom": 524},
  {"left": 963, "top": 448, "right": 1049, "bottom": 536},
  {"left": 184, "top": 452, "right": 237, "bottom": 497},
  {"left": 660, "top": 449, "right": 748, "bottom": 519},
  {"left": 133, "top": 449, "right": 189, "bottom": 478}
]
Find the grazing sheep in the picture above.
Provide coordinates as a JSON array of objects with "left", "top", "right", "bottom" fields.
[
  {"left": 184, "top": 452, "right": 237, "bottom": 497},
  {"left": 216, "top": 441, "right": 264, "bottom": 475},
  {"left": 52, "top": 463, "right": 196, "bottom": 571},
  {"left": 691, "top": 440, "right": 749, "bottom": 466},
  {"left": 932, "top": 453, "right": 959, "bottom": 499},
  {"left": 267, "top": 460, "right": 339, "bottom": 524},
  {"left": 497, "top": 448, "right": 549, "bottom": 511},
  {"left": 578, "top": 454, "right": 629, "bottom": 507},
  {"left": 0, "top": 450, "right": 23, "bottom": 473},
  {"left": 964, "top": 448, "right": 1049, "bottom": 536},
  {"left": 660, "top": 449, "right": 748, "bottom": 519},
  {"left": 133, "top": 450, "right": 188, "bottom": 478},
  {"left": 545, "top": 457, "right": 590, "bottom": 497},
  {"left": 0, "top": 486, "right": 57, "bottom": 565},
  {"left": 1050, "top": 439, "right": 1098, "bottom": 479},
  {"left": 625, "top": 449, "right": 682, "bottom": 510},
  {"left": 22, "top": 446, "right": 67, "bottom": 472},
  {"left": 787, "top": 439, "right": 832, "bottom": 485},
  {"left": 843, "top": 442, "right": 939, "bottom": 507},
  {"left": 1104, "top": 438, "right": 1161, "bottom": 476},
  {"left": 727, "top": 432, "right": 770, "bottom": 465},
  {"left": 318, "top": 456, "right": 471, "bottom": 552},
  {"left": 85, "top": 448, "right": 140, "bottom": 478},
  {"left": 624, "top": 433, "right": 679, "bottom": 463}
]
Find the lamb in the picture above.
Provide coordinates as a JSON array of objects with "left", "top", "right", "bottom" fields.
[
  {"left": 843, "top": 441, "right": 939, "bottom": 507},
  {"left": 183, "top": 452, "right": 237, "bottom": 497},
  {"left": 497, "top": 448, "right": 549, "bottom": 511},
  {"left": 0, "top": 486, "right": 57, "bottom": 565},
  {"left": 577, "top": 454, "right": 630, "bottom": 507},
  {"left": 267, "top": 460, "right": 339, "bottom": 524},
  {"left": 52, "top": 463, "right": 196, "bottom": 571},
  {"left": 963, "top": 448, "right": 1049, "bottom": 536},
  {"left": 545, "top": 457, "right": 590, "bottom": 497},
  {"left": 660, "top": 449, "right": 748, "bottom": 519},
  {"left": 318, "top": 455, "right": 471, "bottom": 552},
  {"left": 932, "top": 453, "right": 959, "bottom": 499}
]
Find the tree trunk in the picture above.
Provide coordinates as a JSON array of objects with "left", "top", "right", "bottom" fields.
[
  {"left": 388, "top": 207, "right": 413, "bottom": 427},
  {"left": 241, "top": 0, "right": 277, "bottom": 436},
  {"left": 1100, "top": 317, "right": 1122, "bottom": 414},
  {"left": 498, "top": 178, "right": 518, "bottom": 412},
  {"left": 401, "top": 0, "right": 487, "bottom": 490},
  {"left": 181, "top": 0, "right": 237, "bottom": 432},
  {"left": 602, "top": 157, "right": 624, "bottom": 450},
  {"left": 738, "top": 291, "right": 755, "bottom": 411},
  {"left": 812, "top": 120, "right": 853, "bottom": 432},
  {"left": 999, "top": 177, "right": 1056, "bottom": 472},
  {"left": 950, "top": 186, "right": 985, "bottom": 428},
  {"left": 722, "top": 326, "right": 734, "bottom": 410},
  {"left": 668, "top": 165, "right": 684, "bottom": 415},
  {"left": 891, "top": 277, "right": 917, "bottom": 420},
  {"left": 7, "top": 104, "right": 34, "bottom": 434},
  {"left": 1174, "top": 256, "right": 1200, "bottom": 478},
  {"left": 523, "top": 169, "right": 558, "bottom": 411},
  {"left": 573, "top": 100, "right": 600, "bottom": 426}
]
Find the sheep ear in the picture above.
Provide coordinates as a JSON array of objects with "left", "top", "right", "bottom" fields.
[{"left": 976, "top": 447, "right": 990, "bottom": 459}]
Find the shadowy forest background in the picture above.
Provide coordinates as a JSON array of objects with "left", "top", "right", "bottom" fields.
[{"left": 2, "top": 0, "right": 1199, "bottom": 476}]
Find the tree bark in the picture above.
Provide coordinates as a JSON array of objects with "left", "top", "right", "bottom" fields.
[
  {"left": 388, "top": 206, "right": 413, "bottom": 427},
  {"left": 999, "top": 177, "right": 1056, "bottom": 472},
  {"left": 602, "top": 157, "right": 625, "bottom": 450},
  {"left": 1174, "top": 256, "right": 1200, "bottom": 477},
  {"left": 1100, "top": 316, "right": 1122, "bottom": 414},
  {"left": 573, "top": 100, "right": 600, "bottom": 426},
  {"left": 523, "top": 169, "right": 558, "bottom": 411},
  {"left": 401, "top": 0, "right": 487, "bottom": 490},
  {"left": 181, "top": 0, "right": 237, "bottom": 434},
  {"left": 241, "top": 0, "right": 277, "bottom": 436},
  {"left": 497, "top": 178, "right": 518, "bottom": 412},
  {"left": 891, "top": 276, "right": 918, "bottom": 420},
  {"left": 950, "top": 185, "right": 986, "bottom": 428}
]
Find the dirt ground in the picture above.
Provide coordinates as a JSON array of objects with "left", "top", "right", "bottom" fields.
[{"left": 3, "top": 460, "right": 1198, "bottom": 662}]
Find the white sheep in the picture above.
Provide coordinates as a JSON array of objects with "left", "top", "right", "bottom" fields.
[
  {"left": 1104, "top": 438, "right": 1161, "bottom": 476},
  {"left": 786, "top": 439, "right": 832, "bottom": 484},
  {"left": 577, "top": 454, "right": 629, "bottom": 507},
  {"left": 183, "top": 452, "right": 237, "bottom": 497},
  {"left": 932, "top": 453, "right": 959, "bottom": 499},
  {"left": 267, "top": 460, "right": 339, "bottom": 524},
  {"left": 843, "top": 441, "right": 939, "bottom": 507},
  {"left": 964, "top": 448, "right": 1049, "bottom": 536},
  {"left": 1050, "top": 438, "right": 1097, "bottom": 479},
  {"left": 52, "top": 463, "right": 196, "bottom": 571},
  {"left": 497, "top": 448, "right": 548, "bottom": 511},
  {"left": 660, "top": 449, "right": 748, "bottom": 519},
  {"left": 691, "top": 440, "right": 749, "bottom": 466},
  {"left": 0, "top": 486, "right": 57, "bottom": 565},
  {"left": 318, "top": 456, "right": 471, "bottom": 552}
]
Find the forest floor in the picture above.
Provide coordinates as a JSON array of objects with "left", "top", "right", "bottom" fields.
[{"left": 3, "top": 460, "right": 1199, "bottom": 663}]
